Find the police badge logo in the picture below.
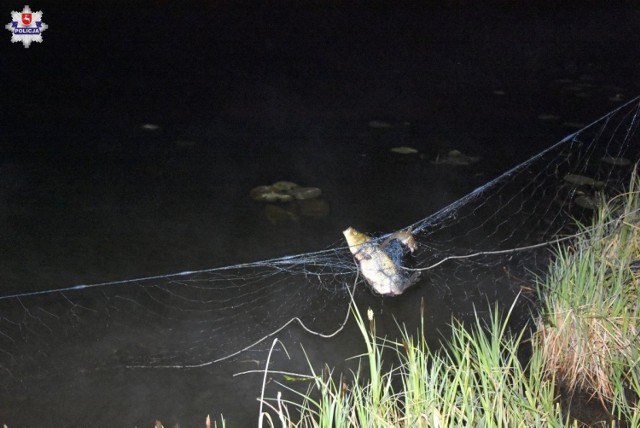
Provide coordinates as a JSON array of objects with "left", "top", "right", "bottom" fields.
[
  {"left": 22, "top": 13, "right": 32, "bottom": 25},
  {"left": 6, "top": 5, "right": 48, "bottom": 48}
]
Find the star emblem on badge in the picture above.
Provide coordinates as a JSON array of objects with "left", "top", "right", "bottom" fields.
[{"left": 6, "top": 5, "right": 48, "bottom": 48}]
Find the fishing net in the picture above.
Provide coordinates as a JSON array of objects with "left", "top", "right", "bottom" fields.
[{"left": 1, "top": 98, "right": 639, "bottom": 402}]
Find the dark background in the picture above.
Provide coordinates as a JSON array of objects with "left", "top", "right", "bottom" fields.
[
  {"left": 3, "top": 1, "right": 639, "bottom": 288},
  {"left": 2, "top": 1, "right": 640, "bottom": 426}
]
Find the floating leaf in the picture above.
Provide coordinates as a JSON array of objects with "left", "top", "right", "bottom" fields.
[
  {"left": 289, "top": 187, "right": 322, "bottom": 200},
  {"left": 601, "top": 156, "right": 631, "bottom": 166},
  {"left": 390, "top": 146, "right": 418, "bottom": 154},
  {"left": 250, "top": 182, "right": 324, "bottom": 204},
  {"left": 249, "top": 186, "right": 293, "bottom": 202},
  {"left": 564, "top": 174, "right": 604, "bottom": 188},
  {"left": 431, "top": 149, "right": 480, "bottom": 166},
  {"left": 271, "top": 181, "right": 299, "bottom": 192}
]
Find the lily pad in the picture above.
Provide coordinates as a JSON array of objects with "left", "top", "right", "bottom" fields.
[
  {"left": 289, "top": 186, "right": 322, "bottom": 200},
  {"left": 431, "top": 149, "right": 480, "bottom": 166},
  {"left": 249, "top": 186, "right": 293, "bottom": 202},
  {"left": 390, "top": 146, "right": 418, "bottom": 154},
  {"left": 602, "top": 156, "right": 631, "bottom": 166},
  {"left": 250, "top": 180, "right": 325, "bottom": 218},
  {"left": 564, "top": 174, "right": 604, "bottom": 188},
  {"left": 271, "top": 181, "right": 299, "bottom": 192}
]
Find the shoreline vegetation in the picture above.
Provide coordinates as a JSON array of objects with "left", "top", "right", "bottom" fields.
[
  {"left": 266, "top": 171, "right": 639, "bottom": 427},
  {"left": 207, "top": 171, "right": 640, "bottom": 427}
]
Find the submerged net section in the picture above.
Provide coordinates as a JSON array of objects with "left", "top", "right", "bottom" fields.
[
  {"left": 409, "top": 99, "right": 640, "bottom": 274},
  {"left": 1, "top": 98, "right": 640, "bottom": 390}
]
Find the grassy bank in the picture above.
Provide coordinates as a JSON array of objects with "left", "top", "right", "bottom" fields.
[
  {"left": 534, "top": 174, "right": 640, "bottom": 423},
  {"left": 258, "top": 173, "right": 640, "bottom": 427}
]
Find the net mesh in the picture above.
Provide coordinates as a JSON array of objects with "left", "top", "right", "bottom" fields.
[{"left": 1, "top": 98, "right": 639, "bottom": 385}]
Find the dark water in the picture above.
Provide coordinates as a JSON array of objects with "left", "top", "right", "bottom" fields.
[{"left": 2, "top": 2, "right": 640, "bottom": 426}]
